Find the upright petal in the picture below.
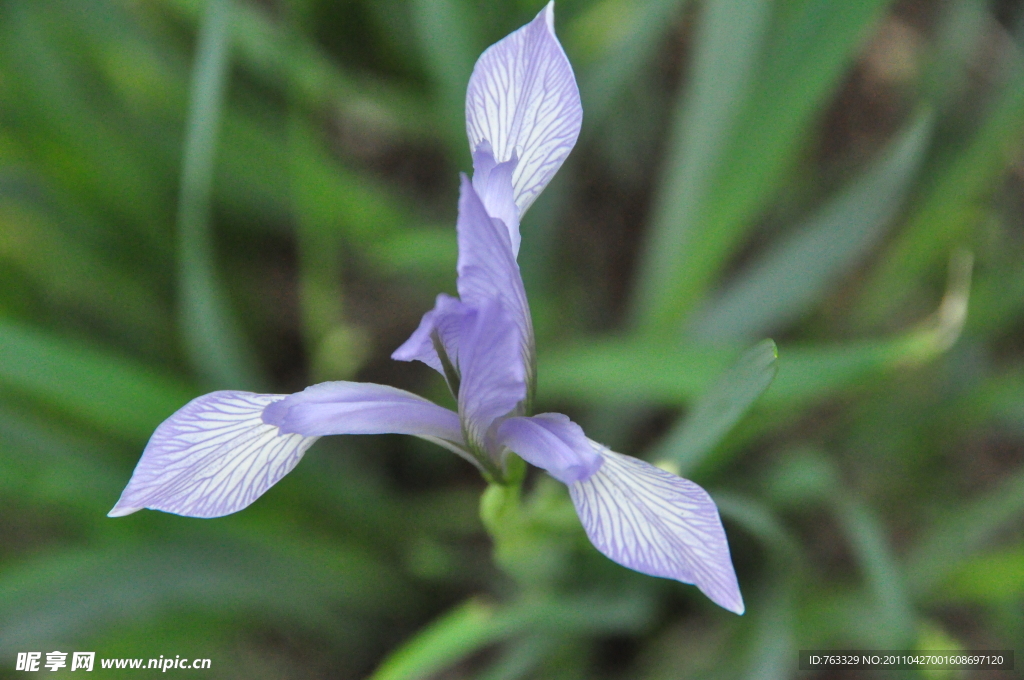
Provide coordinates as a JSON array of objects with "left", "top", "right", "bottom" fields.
[
  {"left": 456, "top": 175, "right": 534, "bottom": 379},
  {"left": 472, "top": 141, "right": 521, "bottom": 255},
  {"left": 496, "top": 413, "right": 602, "bottom": 484},
  {"left": 108, "top": 391, "right": 318, "bottom": 519},
  {"left": 456, "top": 300, "right": 528, "bottom": 452},
  {"left": 466, "top": 1, "right": 582, "bottom": 215},
  {"left": 568, "top": 442, "right": 745, "bottom": 614}
]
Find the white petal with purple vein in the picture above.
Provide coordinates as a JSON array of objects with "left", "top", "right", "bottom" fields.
[
  {"left": 569, "top": 442, "right": 745, "bottom": 614},
  {"left": 466, "top": 1, "right": 582, "bottom": 215},
  {"left": 108, "top": 391, "right": 318, "bottom": 519}
]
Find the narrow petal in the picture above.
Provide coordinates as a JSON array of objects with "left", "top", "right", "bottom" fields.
[
  {"left": 456, "top": 300, "right": 527, "bottom": 451},
  {"left": 472, "top": 141, "right": 521, "bottom": 255},
  {"left": 263, "top": 381, "right": 463, "bottom": 443},
  {"left": 466, "top": 1, "right": 582, "bottom": 215},
  {"left": 392, "top": 293, "right": 472, "bottom": 380},
  {"left": 495, "top": 413, "right": 602, "bottom": 484},
  {"left": 108, "top": 391, "right": 318, "bottom": 519},
  {"left": 456, "top": 175, "right": 534, "bottom": 381},
  {"left": 568, "top": 442, "right": 745, "bottom": 614}
]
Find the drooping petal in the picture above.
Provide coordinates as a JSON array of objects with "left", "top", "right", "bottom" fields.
[
  {"left": 568, "top": 442, "right": 745, "bottom": 614},
  {"left": 456, "top": 300, "right": 527, "bottom": 452},
  {"left": 392, "top": 293, "right": 473, "bottom": 380},
  {"left": 496, "top": 413, "right": 602, "bottom": 484},
  {"left": 108, "top": 391, "right": 318, "bottom": 519},
  {"left": 471, "top": 141, "right": 521, "bottom": 255},
  {"left": 466, "top": 1, "right": 582, "bottom": 216},
  {"left": 456, "top": 175, "right": 533, "bottom": 380}
]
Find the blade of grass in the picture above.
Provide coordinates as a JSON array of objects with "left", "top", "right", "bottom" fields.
[
  {"left": 283, "top": 0, "right": 366, "bottom": 382},
  {"left": 833, "top": 493, "right": 915, "bottom": 646},
  {"left": 654, "top": 339, "right": 778, "bottom": 476},
  {"left": 942, "top": 546, "right": 1024, "bottom": 604},
  {"left": 634, "top": 0, "right": 893, "bottom": 333},
  {"left": 566, "top": 0, "right": 690, "bottom": 133},
  {"left": 0, "top": 318, "right": 195, "bottom": 441},
  {"left": 177, "top": 0, "right": 262, "bottom": 389},
  {"left": 0, "top": 531, "right": 401, "bottom": 654},
  {"left": 906, "top": 463, "right": 1024, "bottom": 597},
  {"left": 858, "top": 46, "right": 1024, "bottom": 324},
  {"left": 159, "top": 0, "right": 434, "bottom": 138},
  {"left": 693, "top": 109, "right": 933, "bottom": 341},
  {"left": 542, "top": 249, "right": 970, "bottom": 409},
  {"left": 370, "top": 594, "right": 649, "bottom": 680},
  {"left": 0, "top": 399, "right": 126, "bottom": 512},
  {"left": 632, "top": 0, "right": 774, "bottom": 335},
  {"left": 410, "top": 0, "right": 480, "bottom": 163}
]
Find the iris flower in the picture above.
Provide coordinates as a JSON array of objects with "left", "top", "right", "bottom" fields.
[{"left": 110, "top": 2, "right": 744, "bottom": 615}]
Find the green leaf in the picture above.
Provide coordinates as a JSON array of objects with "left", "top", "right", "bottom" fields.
[
  {"left": 906, "top": 463, "right": 1024, "bottom": 597},
  {"left": 633, "top": 0, "right": 893, "bottom": 332},
  {"left": 0, "top": 531, "right": 404, "bottom": 654},
  {"left": 942, "top": 546, "right": 1024, "bottom": 604},
  {"left": 370, "top": 594, "right": 650, "bottom": 680},
  {"left": 539, "top": 321, "right": 958, "bottom": 410},
  {"left": 410, "top": 0, "right": 480, "bottom": 162},
  {"left": 632, "top": 0, "right": 774, "bottom": 334},
  {"left": 538, "top": 338, "right": 731, "bottom": 405},
  {"left": 157, "top": 0, "right": 434, "bottom": 136},
  {"left": 693, "top": 110, "right": 933, "bottom": 341},
  {"left": 654, "top": 339, "right": 778, "bottom": 476},
  {"left": 0, "top": 318, "right": 195, "bottom": 441},
  {"left": 544, "top": 248, "right": 971, "bottom": 412},
  {"left": 567, "top": 0, "right": 690, "bottom": 131},
  {"left": 833, "top": 493, "right": 915, "bottom": 645},
  {"left": 177, "top": 0, "right": 263, "bottom": 389},
  {"left": 858, "top": 56, "right": 1024, "bottom": 323},
  {"left": 0, "top": 399, "right": 126, "bottom": 512}
]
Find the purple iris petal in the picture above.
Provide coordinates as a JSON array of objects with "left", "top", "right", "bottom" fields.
[
  {"left": 568, "top": 442, "right": 745, "bottom": 615},
  {"left": 107, "top": 391, "right": 319, "bottom": 519},
  {"left": 496, "top": 413, "right": 602, "bottom": 484},
  {"left": 455, "top": 300, "right": 528, "bottom": 451},
  {"left": 456, "top": 175, "right": 534, "bottom": 376},
  {"left": 392, "top": 293, "right": 472, "bottom": 378},
  {"left": 471, "top": 141, "right": 521, "bottom": 255},
  {"left": 466, "top": 1, "right": 582, "bottom": 216},
  {"left": 263, "top": 380, "right": 479, "bottom": 471},
  {"left": 263, "top": 381, "right": 463, "bottom": 441}
]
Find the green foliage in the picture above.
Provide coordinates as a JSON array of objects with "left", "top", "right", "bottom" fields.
[{"left": 1, "top": 0, "right": 1022, "bottom": 677}]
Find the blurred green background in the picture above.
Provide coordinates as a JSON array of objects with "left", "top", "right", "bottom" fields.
[{"left": 1, "top": 0, "right": 1022, "bottom": 677}]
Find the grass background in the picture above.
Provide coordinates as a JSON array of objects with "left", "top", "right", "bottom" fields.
[{"left": 0, "top": 0, "right": 1022, "bottom": 677}]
